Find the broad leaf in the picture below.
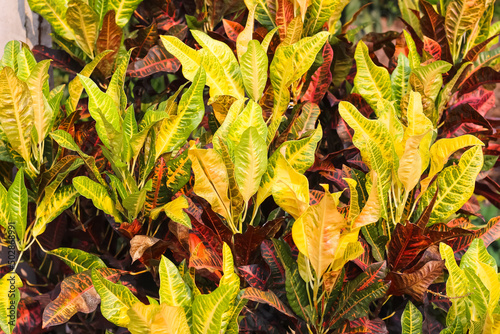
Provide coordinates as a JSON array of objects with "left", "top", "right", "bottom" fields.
[
  {"left": 92, "top": 270, "right": 139, "bottom": 327},
  {"left": 42, "top": 268, "right": 123, "bottom": 328},
  {"left": 47, "top": 247, "right": 106, "bottom": 273},
  {"left": 155, "top": 67, "right": 206, "bottom": 158},
  {"left": 0, "top": 272, "right": 22, "bottom": 334},
  {"left": 66, "top": 0, "right": 99, "bottom": 57},
  {"left": 235, "top": 127, "right": 268, "bottom": 203},
  {"left": 401, "top": 301, "right": 423, "bottom": 334},
  {"left": 109, "top": 0, "right": 145, "bottom": 27},
  {"left": 353, "top": 40, "right": 392, "bottom": 111},
  {"left": 73, "top": 176, "right": 122, "bottom": 222},
  {"left": 240, "top": 40, "right": 268, "bottom": 102},
  {"left": 27, "top": 0, "right": 75, "bottom": 40},
  {"left": 0, "top": 67, "right": 33, "bottom": 163},
  {"left": 8, "top": 169, "right": 27, "bottom": 244},
  {"left": 159, "top": 255, "right": 192, "bottom": 317}
]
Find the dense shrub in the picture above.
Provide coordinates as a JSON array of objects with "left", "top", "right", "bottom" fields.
[{"left": 0, "top": 0, "right": 499, "bottom": 333}]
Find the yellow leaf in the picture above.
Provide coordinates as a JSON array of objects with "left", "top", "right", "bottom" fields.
[
  {"left": 188, "top": 147, "right": 232, "bottom": 227},
  {"left": 292, "top": 187, "right": 350, "bottom": 276}
]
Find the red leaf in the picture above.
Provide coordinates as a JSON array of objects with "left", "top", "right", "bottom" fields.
[
  {"left": 423, "top": 37, "right": 441, "bottom": 60},
  {"left": 260, "top": 240, "right": 286, "bottom": 290},
  {"left": 96, "top": 10, "right": 123, "bottom": 77},
  {"left": 458, "top": 67, "right": 500, "bottom": 97},
  {"left": 127, "top": 44, "right": 181, "bottom": 78},
  {"left": 42, "top": 268, "right": 124, "bottom": 328},
  {"left": 419, "top": 0, "right": 451, "bottom": 62},
  {"left": 188, "top": 233, "right": 223, "bottom": 274},
  {"left": 387, "top": 223, "right": 432, "bottom": 271},
  {"left": 302, "top": 43, "right": 334, "bottom": 104},
  {"left": 441, "top": 103, "right": 493, "bottom": 136},
  {"left": 125, "top": 21, "right": 158, "bottom": 60},
  {"left": 464, "top": 34, "right": 500, "bottom": 62},
  {"left": 276, "top": 0, "right": 294, "bottom": 40},
  {"left": 234, "top": 219, "right": 283, "bottom": 266},
  {"left": 242, "top": 287, "right": 296, "bottom": 318},
  {"left": 239, "top": 265, "right": 269, "bottom": 290},
  {"left": 222, "top": 19, "right": 244, "bottom": 42},
  {"left": 31, "top": 45, "right": 83, "bottom": 74},
  {"left": 477, "top": 216, "right": 500, "bottom": 247}
]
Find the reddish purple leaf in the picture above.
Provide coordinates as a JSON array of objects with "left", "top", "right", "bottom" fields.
[{"left": 302, "top": 43, "right": 333, "bottom": 104}]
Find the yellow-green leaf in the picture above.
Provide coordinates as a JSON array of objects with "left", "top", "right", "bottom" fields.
[
  {"left": 402, "top": 301, "right": 423, "bottom": 334},
  {"left": 240, "top": 40, "right": 268, "bottom": 102},
  {"left": 92, "top": 269, "right": 139, "bottom": 327},
  {"left": 27, "top": 0, "right": 75, "bottom": 41},
  {"left": 0, "top": 273, "right": 22, "bottom": 334},
  {"left": 0, "top": 67, "right": 33, "bottom": 163},
  {"left": 353, "top": 40, "right": 392, "bottom": 112},
  {"left": 235, "top": 127, "right": 268, "bottom": 203},
  {"left": 33, "top": 185, "right": 79, "bottom": 237},
  {"left": 67, "top": 50, "right": 113, "bottom": 113},
  {"left": 48, "top": 247, "right": 106, "bottom": 273},
  {"left": 26, "top": 60, "right": 53, "bottom": 145},
  {"left": 109, "top": 0, "right": 145, "bottom": 27},
  {"left": 192, "top": 31, "right": 245, "bottom": 99},
  {"left": 159, "top": 256, "right": 192, "bottom": 319},
  {"left": 8, "top": 170, "right": 27, "bottom": 244},
  {"left": 271, "top": 155, "right": 310, "bottom": 219},
  {"left": 150, "top": 195, "right": 191, "bottom": 228},
  {"left": 420, "top": 135, "right": 484, "bottom": 194},
  {"left": 66, "top": 0, "right": 99, "bottom": 57},
  {"left": 73, "top": 176, "right": 122, "bottom": 222},
  {"left": 188, "top": 147, "right": 232, "bottom": 225},
  {"left": 292, "top": 187, "right": 350, "bottom": 276},
  {"left": 155, "top": 67, "right": 206, "bottom": 159},
  {"left": 420, "top": 146, "right": 484, "bottom": 225}
]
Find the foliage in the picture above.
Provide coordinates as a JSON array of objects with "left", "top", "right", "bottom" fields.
[{"left": 0, "top": 0, "right": 499, "bottom": 333}]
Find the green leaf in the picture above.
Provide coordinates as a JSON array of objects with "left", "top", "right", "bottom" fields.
[
  {"left": 240, "top": 40, "right": 268, "bottom": 102},
  {"left": 420, "top": 146, "right": 483, "bottom": 225},
  {"left": 304, "top": 0, "right": 349, "bottom": 36},
  {"left": 122, "top": 185, "right": 149, "bottom": 221},
  {"left": 48, "top": 247, "right": 107, "bottom": 273},
  {"left": 290, "top": 102, "right": 321, "bottom": 139},
  {"left": 155, "top": 67, "right": 206, "bottom": 159},
  {"left": 192, "top": 281, "right": 239, "bottom": 334},
  {"left": 403, "top": 30, "right": 421, "bottom": 69},
  {"left": 391, "top": 54, "right": 411, "bottom": 114},
  {"left": 8, "top": 169, "right": 27, "bottom": 244},
  {"left": 26, "top": 60, "right": 53, "bottom": 145},
  {"left": 109, "top": 0, "right": 145, "bottom": 27},
  {"left": 0, "top": 67, "right": 33, "bottom": 163},
  {"left": 107, "top": 50, "right": 130, "bottom": 111},
  {"left": 33, "top": 185, "right": 79, "bottom": 237},
  {"left": 159, "top": 255, "right": 192, "bottom": 321},
  {"left": 0, "top": 184, "right": 10, "bottom": 229},
  {"left": 92, "top": 269, "right": 139, "bottom": 327},
  {"left": 73, "top": 176, "right": 122, "bottom": 222},
  {"left": 445, "top": 0, "right": 485, "bottom": 62},
  {"left": 273, "top": 239, "right": 310, "bottom": 321},
  {"left": 150, "top": 195, "right": 192, "bottom": 228},
  {"left": 78, "top": 74, "right": 121, "bottom": 149},
  {"left": 66, "top": 0, "right": 99, "bottom": 57},
  {"left": 192, "top": 31, "right": 244, "bottom": 99},
  {"left": 440, "top": 242, "right": 471, "bottom": 329},
  {"left": 235, "top": 126, "right": 268, "bottom": 203},
  {"left": 420, "top": 135, "right": 484, "bottom": 194},
  {"left": 353, "top": 40, "right": 392, "bottom": 112},
  {"left": 402, "top": 301, "right": 423, "bottom": 334},
  {"left": 0, "top": 272, "right": 22, "bottom": 334},
  {"left": 338, "top": 101, "right": 393, "bottom": 220},
  {"left": 16, "top": 46, "right": 37, "bottom": 81},
  {"left": 282, "top": 124, "right": 322, "bottom": 174},
  {"left": 67, "top": 50, "right": 113, "bottom": 112},
  {"left": 1, "top": 41, "right": 22, "bottom": 73},
  {"left": 27, "top": 0, "right": 75, "bottom": 41}
]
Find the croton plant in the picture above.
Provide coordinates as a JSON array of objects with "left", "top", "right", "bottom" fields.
[{"left": 0, "top": 0, "right": 499, "bottom": 333}]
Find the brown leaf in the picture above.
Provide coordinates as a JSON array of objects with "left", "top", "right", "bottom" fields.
[
  {"left": 129, "top": 235, "right": 169, "bottom": 263},
  {"left": 96, "top": 11, "right": 123, "bottom": 77}
]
